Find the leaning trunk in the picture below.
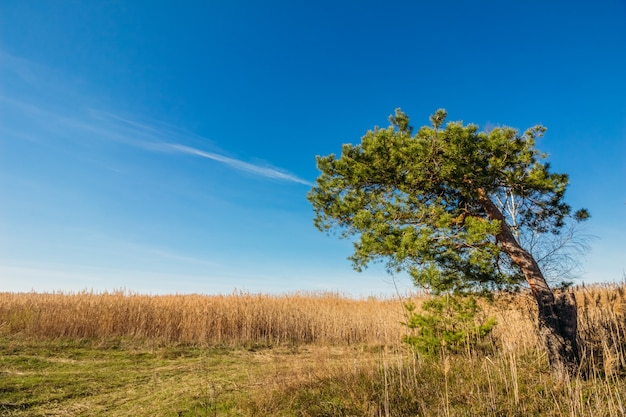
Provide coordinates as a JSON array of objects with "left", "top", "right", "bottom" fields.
[{"left": 478, "top": 191, "right": 579, "bottom": 378}]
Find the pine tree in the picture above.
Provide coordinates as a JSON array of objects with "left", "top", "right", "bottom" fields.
[{"left": 308, "top": 109, "right": 589, "bottom": 377}]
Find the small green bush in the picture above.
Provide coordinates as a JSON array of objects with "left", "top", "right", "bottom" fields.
[{"left": 403, "top": 294, "right": 496, "bottom": 356}]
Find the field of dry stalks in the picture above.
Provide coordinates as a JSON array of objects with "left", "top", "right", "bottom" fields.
[
  {"left": 1, "top": 284, "right": 625, "bottom": 416},
  {"left": 2, "top": 286, "right": 625, "bottom": 354},
  {"left": 0, "top": 290, "right": 407, "bottom": 346}
]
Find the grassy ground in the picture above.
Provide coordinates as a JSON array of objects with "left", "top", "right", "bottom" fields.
[
  {"left": 1, "top": 338, "right": 246, "bottom": 416},
  {"left": 2, "top": 337, "right": 625, "bottom": 416},
  {"left": 0, "top": 338, "right": 397, "bottom": 416}
]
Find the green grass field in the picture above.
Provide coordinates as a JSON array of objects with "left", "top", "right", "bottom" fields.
[
  {"left": 2, "top": 337, "right": 625, "bottom": 416},
  {"left": 0, "top": 338, "right": 408, "bottom": 416},
  {"left": 1, "top": 339, "right": 244, "bottom": 415}
]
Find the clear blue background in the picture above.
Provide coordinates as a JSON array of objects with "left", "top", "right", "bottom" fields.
[{"left": 1, "top": 1, "right": 625, "bottom": 295}]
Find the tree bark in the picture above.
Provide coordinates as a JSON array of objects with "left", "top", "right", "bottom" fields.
[{"left": 478, "top": 190, "right": 579, "bottom": 378}]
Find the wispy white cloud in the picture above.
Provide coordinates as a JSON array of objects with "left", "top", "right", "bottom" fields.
[
  {"left": 88, "top": 112, "right": 314, "bottom": 185},
  {"left": 0, "top": 49, "right": 313, "bottom": 187},
  {"left": 166, "top": 144, "right": 314, "bottom": 186},
  {"left": 92, "top": 112, "right": 314, "bottom": 185}
]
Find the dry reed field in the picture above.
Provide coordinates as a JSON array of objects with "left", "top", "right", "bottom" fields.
[
  {"left": 1, "top": 284, "right": 625, "bottom": 416},
  {"left": 0, "top": 290, "right": 408, "bottom": 346},
  {"left": 2, "top": 285, "right": 625, "bottom": 353}
]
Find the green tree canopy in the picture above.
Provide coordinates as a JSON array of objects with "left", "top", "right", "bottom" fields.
[{"left": 309, "top": 109, "right": 587, "bottom": 294}]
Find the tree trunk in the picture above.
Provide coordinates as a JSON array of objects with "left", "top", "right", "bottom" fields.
[{"left": 478, "top": 190, "right": 580, "bottom": 378}]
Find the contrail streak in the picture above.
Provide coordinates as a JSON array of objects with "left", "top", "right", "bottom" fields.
[{"left": 167, "top": 144, "right": 313, "bottom": 186}]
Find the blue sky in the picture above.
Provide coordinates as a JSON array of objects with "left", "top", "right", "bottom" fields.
[{"left": 1, "top": 1, "right": 625, "bottom": 296}]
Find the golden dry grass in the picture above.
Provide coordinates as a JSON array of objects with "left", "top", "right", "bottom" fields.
[
  {"left": 0, "top": 290, "right": 407, "bottom": 346},
  {"left": 1, "top": 284, "right": 625, "bottom": 362}
]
